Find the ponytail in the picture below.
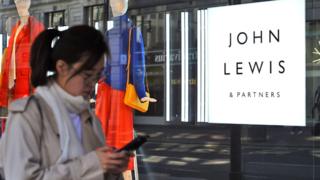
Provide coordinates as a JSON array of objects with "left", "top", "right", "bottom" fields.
[
  {"left": 31, "top": 25, "right": 109, "bottom": 87},
  {"left": 30, "top": 29, "right": 61, "bottom": 87}
]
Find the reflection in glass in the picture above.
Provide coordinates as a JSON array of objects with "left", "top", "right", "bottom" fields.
[
  {"left": 85, "top": 5, "right": 104, "bottom": 32},
  {"left": 45, "top": 11, "right": 65, "bottom": 29},
  {"left": 134, "top": 13, "right": 165, "bottom": 117}
]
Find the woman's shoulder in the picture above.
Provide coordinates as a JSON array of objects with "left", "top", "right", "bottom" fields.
[
  {"left": 8, "top": 95, "right": 44, "bottom": 114},
  {"left": 5, "top": 96, "right": 46, "bottom": 140},
  {"left": 8, "top": 96, "right": 43, "bottom": 125},
  {"left": 8, "top": 96, "right": 35, "bottom": 113}
]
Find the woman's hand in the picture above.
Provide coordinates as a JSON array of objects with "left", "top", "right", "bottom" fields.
[
  {"left": 96, "top": 146, "right": 132, "bottom": 174},
  {"left": 140, "top": 96, "right": 157, "bottom": 103}
]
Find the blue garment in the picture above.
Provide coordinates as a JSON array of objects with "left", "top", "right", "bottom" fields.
[{"left": 104, "top": 15, "right": 147, "bottom": 99}]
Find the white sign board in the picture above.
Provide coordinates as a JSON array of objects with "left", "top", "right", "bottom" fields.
[{"left": 207, "top": 0, "right": 305, "bottom": 126}]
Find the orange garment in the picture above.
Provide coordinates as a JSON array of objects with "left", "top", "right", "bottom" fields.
[
  {"left": 0, "top": 48, "right": 7, "bottom": 88},
  {"left": 95, "top": 81, "right": 134, "bottom": 170},
  {"left": 0, "top": 16, "right": 44, "bottom": 107}
]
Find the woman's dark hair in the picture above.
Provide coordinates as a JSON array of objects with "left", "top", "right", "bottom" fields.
[{"left": 30, "top": 25, "right": 109, "bottom": 87}]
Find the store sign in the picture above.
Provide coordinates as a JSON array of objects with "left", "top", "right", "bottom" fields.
[{"left": 207, "top": 0, "right": 305, "bottom": 126}]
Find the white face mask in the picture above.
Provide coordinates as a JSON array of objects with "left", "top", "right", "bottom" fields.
[{"left": 110, "top": 0, "right": 128, "bottom": 17}]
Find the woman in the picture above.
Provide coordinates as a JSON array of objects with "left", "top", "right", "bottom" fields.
[{"left": 0, "top": 25, "right": 130, "bottom": 179}]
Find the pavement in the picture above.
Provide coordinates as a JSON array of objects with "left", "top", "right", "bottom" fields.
[{"left": 134, "top": 124, "right": 320, "bottom": 180}]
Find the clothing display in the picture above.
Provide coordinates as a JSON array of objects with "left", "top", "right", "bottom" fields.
[
  {"left": 123, "top": 28, "right": 149, "bottom": 112},
  {"left": 0, "top": 48, "right": 7, "bottom": 88},
  {"left": 0, "top": 16, "right": 44, "bottom": 107},
  {"left": 95, "top": 14, "right": 147, "bottom": 170}
]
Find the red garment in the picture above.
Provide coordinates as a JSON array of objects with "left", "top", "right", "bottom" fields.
[
  {"left": 0, "top": 48, "right": 7, "bottom": 88},
  {"left": 95, "top": 81, "right": 134, "bottom": 170},
  {"left": 0, "top": 16, "right": 44, "bottom": 107}
]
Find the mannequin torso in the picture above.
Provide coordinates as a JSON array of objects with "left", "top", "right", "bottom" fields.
[
  {"left": 9, "top": 16, "right": 28, "bottom": 89},
  {"left": 0, "top": 0, "right": 44, "bottom": 107}
]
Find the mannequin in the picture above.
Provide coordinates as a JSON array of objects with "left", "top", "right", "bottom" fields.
[
  {"left": 0, "top": 0, "right": 44, "bottom": 107},
  {"left": 0, "top": 18, "right": 13, "bottom": 95},
  {"left": 95, "top": 1, "right": 156, "bottom": 179},
  {"left": 110, "top": 0, "right": 128, "bottom": 17},
  {"left": 0, "top": 17, "right": 13, "bottom": 135}
]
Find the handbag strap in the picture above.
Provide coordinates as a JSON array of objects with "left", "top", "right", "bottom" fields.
[
  {"left": 126, "top": 28, "right": 132, "bottom": 87},
  {"left": 31, "top": 95, "right": 44, "bottom": 151},
  {"left": 126, "top": 28, "right": 150, "bottom": 93}
]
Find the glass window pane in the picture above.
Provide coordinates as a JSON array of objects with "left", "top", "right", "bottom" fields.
[{"left": 135, "top": 13, "right": 165, "bottom": 117}]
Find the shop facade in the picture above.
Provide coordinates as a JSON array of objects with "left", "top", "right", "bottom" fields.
[
  {"left": 1, "top": 0, "right": 319, "bottom": 126},
  {"left": 0, "top": 0, "right": 320, "bottom": 179}
]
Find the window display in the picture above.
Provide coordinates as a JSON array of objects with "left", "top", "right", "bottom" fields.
[{"left": 0, "top": 0, "right": 44, "bottom": 107}]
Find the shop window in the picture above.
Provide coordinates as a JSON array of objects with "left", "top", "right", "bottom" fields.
[
  {"left": 132, "top": 14, "right": 166, "bottom": 118},
  {"left": 84, "top": 5, "right": 105, "bottom": 32},
  {"left": 1, "top": 0, "right": 14, "bottom": 5},
  {"left": 45, "top": 10, "right": 65, "bottom": 29},
  {"left": 5, "top": 0, "right": 14, "bottom": 5}
]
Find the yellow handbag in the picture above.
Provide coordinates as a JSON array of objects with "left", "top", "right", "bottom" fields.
[{"left": 123, "top": 28, "right": 150, "bottom": 112}]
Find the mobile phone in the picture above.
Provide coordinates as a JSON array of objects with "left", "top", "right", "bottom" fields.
[{"left": 116, "top": 135, "right": 149, "bottom": 152}]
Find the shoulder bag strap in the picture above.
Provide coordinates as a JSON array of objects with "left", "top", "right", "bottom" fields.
[
  {"left": 126, "top": 28, "right": 133, "bottom": 87},
  {"left": 126, "top": 28, "right": 150, "bottom": 94},
  {"left": 31, "top": 95, "right": 44, "bottom": 150}
]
